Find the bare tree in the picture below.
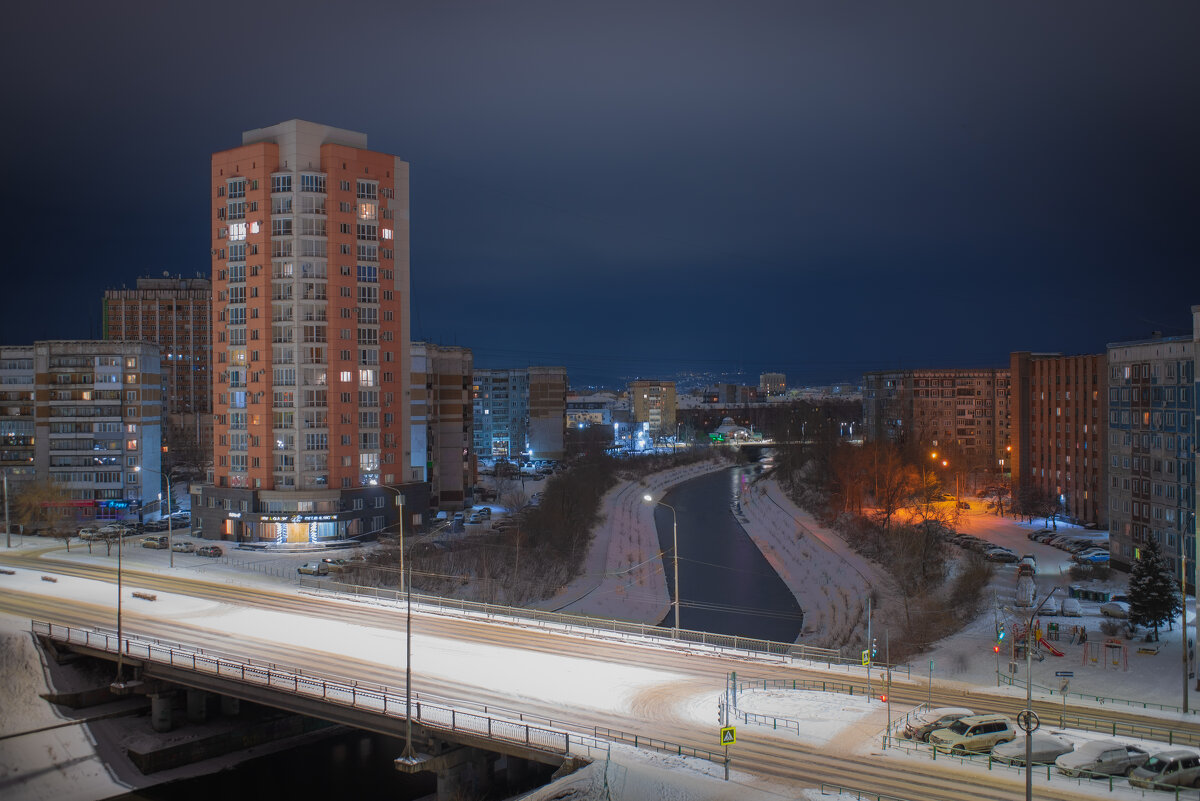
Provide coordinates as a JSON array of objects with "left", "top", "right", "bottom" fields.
[{"left": 13, "top": 480, "right": 72, "bottom": 537}]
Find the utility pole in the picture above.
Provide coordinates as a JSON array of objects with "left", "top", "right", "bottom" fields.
[
  {"left": 1184, "top": 554, "right": 1190, "bottom": 714},
  {"left": 866, "top": 596, "right": 873, "bottom": 700},
  {"left": 3, "top": 469, "right": 10, "bottom": 548}
]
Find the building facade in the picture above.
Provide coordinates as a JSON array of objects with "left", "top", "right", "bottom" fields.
[
  {"left": 1009, "top": 352, "right": 1107, "bottom": 528},
  {"left": 102, "top": 274, "right": 213, "bottom": 463},
  {"left": 198, "top": 120, "right": 416, "bottom": 545},
  {"left": 411, "top": 342, "right": 473, "bottom": 511},
  {"left": 759, "top": 372, "right": 786, "bottom": 397},
  {"left": 863, "top": 368, "right": 1011, "bottom": 470},
  {"left": 1106, "top": 333, "right": 1195, "bottom": 572},
  {"left": 0, "top": 341, "right": 161, "bottom": 525},
  {"left": 527, "top": 366, "right": 567, "bottom": 459},
  {"left": 472, "top": 369, "right": 528, "bottom": 459},
  {"left": 629, "top": 380, "right": 677, "bottom": 438},
  {"left": 472, "top": 366, "right": 566, "bottom": 460}
]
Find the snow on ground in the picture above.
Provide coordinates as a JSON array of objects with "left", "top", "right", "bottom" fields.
[
  {"left": 530, "top": 459, "right": 729, "bottom": 621},
  {"left": 922, "top": 503, "right": 1200, "bottom": 714},
  {"left": 738, "top": 471, "right": 886, "bottom": 648}
]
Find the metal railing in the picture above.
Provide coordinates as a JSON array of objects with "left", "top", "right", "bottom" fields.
[
  {"left": 997, "top": 669, "right": 1199, "bottom": 716},
  {"left": 300, "top": 575, "right": 869, "bottom": 668},
  {"left": 31, "top": 620, "right": 717, "bottom": 765},
  {"left": 819, "top": 783, "right": 914, "bottom": 801}
]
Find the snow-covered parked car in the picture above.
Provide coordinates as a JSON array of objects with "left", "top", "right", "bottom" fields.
[
  {"left": 903, "top": 707, "right": 974, "bottom": 742},
  {"left": 1055, "top": 740, "right": 1148, "bottom": 777},
  {"left": 1060, "top": 598, "right": 1083, "bottom": 617},
  {"left": 1100, "top": 601, "right": 1130, "bottom": 619},
  {"left": 992, "top": 733, "right": 1075, "bottom": 766},
  {"left": 1128, "top": 750, "right": 1200, "bottom": 790}
]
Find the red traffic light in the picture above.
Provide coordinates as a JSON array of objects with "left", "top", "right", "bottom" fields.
[
  {"left": 993, "top": 645, "right": 1001, "bottom": 653},
  {"left": 879, "top": 694, "right": 887, "bottom": 703}
]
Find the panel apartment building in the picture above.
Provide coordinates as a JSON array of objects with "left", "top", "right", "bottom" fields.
[
  {"left": 863, "top": 368, "right": 1011, "bottom": 470},
  {"left": 629, "top": 380, "right": 677, "bottom": 439},
  {"left": 1009, "top": 352, "right": 1107, "bottom": 528},
  {"left": 411, "top": 342, "right": 473, "bottom": 511},
  {"left": 102, "top": 274, "right": 213, "bottom": 460},
  {"left": 473, "top": 367, "right": 567, "bottom": 461},
  {"left": 198, "top": 120, "right": 416, "bottom": 545},
  {"left": 0, "top": 341, "right": 161, "bottom": 525},
  {"left": 1106, "top": 332, "right": 1196, "bottom": 573}
]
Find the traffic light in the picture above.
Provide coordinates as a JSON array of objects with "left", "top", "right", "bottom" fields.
[
  {"left": 993, "top": 645, "right": 1001, "bottom": 654},
  {"left": 871, "top": 638, "right": 878, "bottom": 659},
  {"left": 997, "top": 623, "right": 1006, "bottom": 642},
  {"left": 880, "top": 694, "right": 888, "bottom": 703}
]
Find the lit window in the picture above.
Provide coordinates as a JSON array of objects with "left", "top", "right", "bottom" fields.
[
  {"left": 381, "top": 228, "right": 393, "bottom": 240},
  {"left": 229, "top": 222, "right": 247, "bottom": 241}
]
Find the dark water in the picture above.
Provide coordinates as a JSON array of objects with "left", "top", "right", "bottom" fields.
[
  {"left": 652, "top": 465, "right": 804, "bottom": 642},
  {"left": 109, "top": 730, "right": 434, "bottom": 801}
]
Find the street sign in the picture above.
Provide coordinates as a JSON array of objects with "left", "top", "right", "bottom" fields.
[
  {"left": 861, "top": 649, "right": 870, "bottom": 666},
  {"left": 1054, "top": 671, "right": 1074, "bottom": 677},
  {"left": 720, "top": 726, "right": 737, "bottom": 745},
  {"left": 1016, "top": 710, "right": 1040, "bottom": 733}
]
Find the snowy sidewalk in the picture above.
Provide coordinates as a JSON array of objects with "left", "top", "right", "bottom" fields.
[
  {"left": 531, "top": 459, "right": 729, "bottom": 622},
  {"left": 739, "top": 477, "right": 882, "bottom": 649}
]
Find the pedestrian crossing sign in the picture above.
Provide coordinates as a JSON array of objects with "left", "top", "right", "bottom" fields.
[{"left": 720, "top": 726, "right": 736, "bottom": 745}]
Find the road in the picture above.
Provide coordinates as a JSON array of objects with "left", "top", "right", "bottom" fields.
[{"left": 0, "top": 547, "right": 1191, "bottom": 800}]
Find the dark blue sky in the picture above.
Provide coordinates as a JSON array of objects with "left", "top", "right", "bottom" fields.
[{"left": 4, "top": 2, "right": 1198, "bottom": 387}]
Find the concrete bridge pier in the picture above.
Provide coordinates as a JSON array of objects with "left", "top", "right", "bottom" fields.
[
  {"left": 187, "top": 689, "right": 216, "bottom": 723},
  {"left": 220, "top": 695, "right": 240, "bottom": 716},
  {"left": 149, "top": 692, "right": 176, "bottom": 732},
  {"left": 396, "top": 746, "right": 492, "bottom": 801}
]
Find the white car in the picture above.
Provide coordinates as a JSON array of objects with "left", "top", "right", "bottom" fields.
[
  {"left": 1060, "top": 598, "right": 1083, "bottom": 617},
  {"left": 992, "top": 733, "right": 1075, "bottom": 766},
  {"left": 1100, "top": 601, "right": 1130, "bottom": 619},
  {"left": 903, "top": 707, "right": 974, "bottom": 742},
  {"left": 1055, "top": 740, "right": 1148, "bottom": 777}
]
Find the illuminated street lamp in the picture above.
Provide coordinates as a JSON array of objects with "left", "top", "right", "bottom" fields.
[
  {"left": 369, "top": 480, "right": 414, "bottom": 758},
  {"left": 135, "top": 465, "right": 180, "bottom": 568},
  {"left": 643, "top": 494, "right": 680, "bottom": 634}
]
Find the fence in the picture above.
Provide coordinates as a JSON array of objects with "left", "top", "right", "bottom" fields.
[
  {"left": 997, "top": 669, "right": 1198, "bottom": 716},
  {"left": 31, "top": 620, "right": 720, "bottom": 766},
  {"left": 300, "top": 575, "right": 885, "bottom": 670},
  {"left": 819, "top": 784, "right": 913, "bottom": 801}
]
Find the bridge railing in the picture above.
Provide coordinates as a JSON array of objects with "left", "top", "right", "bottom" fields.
[
  {"left": 300, "top": 575, "right": 871, "bottom": 670},
  {"left": 31, "top": 620, "right": 713, "bottom": 765}
]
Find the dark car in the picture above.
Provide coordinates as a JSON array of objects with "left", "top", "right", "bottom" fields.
[{"left": 196, "top": 545, "right": 223, "bottom": 557}]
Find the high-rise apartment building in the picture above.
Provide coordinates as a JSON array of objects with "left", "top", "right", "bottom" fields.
[
  {"left": 863, "top": 368, "right": 1011, "bottom": 469},
  {"left": 0, "top": 341, "right": 161, "bottom": 525},
  {"left": 759, "top": 372, "right": 786, "bottom": 397},
  {"left": 527, "top": 366, "right": 567, "bottom": 459},
  {"left": 1009, "top": 352, "right": 1107, "bottom": 528},
  {"left": 629, "top": 380, "right": 677, "bottom": 438},
  {"left": 473, "top": 369, "right": 528, "bottom": 459},
  {"left": 102, "top": 274, "right": 213, "bottom": 461},
  {"left": 199, "top": 120, "right": 414, "bottom": 544},
  {"left": 1106, "top": 332, "right": 1196, "bottom": 572},
  {"left": 411, "top": 342, "right": 473, "bottom": 511}
]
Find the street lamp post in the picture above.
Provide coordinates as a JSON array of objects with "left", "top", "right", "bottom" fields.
[
  {"left": 1023, "top": 587, "right": 1058, "bottom": 801},
  {"left": 643, "top": 494, "right": 680, "bottom": 634},
  {"left": 369, "top": 480, "right": 414, "bottom": 757},
  {"left": 3, "top": 469, "right": 10, "bottom": 548},
  {"left": 136, "top": 465, "right": 178, "bottom": 567}
]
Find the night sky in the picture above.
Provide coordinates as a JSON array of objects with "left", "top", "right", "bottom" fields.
[{"left": 5, "top": 2, "right": 1198, "bottom": 387}]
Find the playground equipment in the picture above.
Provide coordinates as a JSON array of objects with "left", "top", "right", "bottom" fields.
[{"left": 1038, "top": 638, "right": 1065, "bottom": 657}]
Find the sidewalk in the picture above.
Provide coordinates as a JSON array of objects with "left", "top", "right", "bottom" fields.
[{"left": 531, "top": 459, "right": 729, "bottom": 622}]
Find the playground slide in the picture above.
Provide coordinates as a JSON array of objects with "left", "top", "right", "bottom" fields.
[{"left": 1038, "top": 638, "right": 1065, "bottom": 657}]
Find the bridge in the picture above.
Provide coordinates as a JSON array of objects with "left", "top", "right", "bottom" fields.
[{"left": 5, "top": 557, "right": 1200, "bottom": 800}]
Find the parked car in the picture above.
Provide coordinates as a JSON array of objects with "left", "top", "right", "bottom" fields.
[
  {"left": 1128, "top": 750, "right": 1200, "bottom": 789},
  {"left": 1040, "top": 597, "right": 1060, "bottom": 616},
  {"left": 78, "top": 527, "right": 101, "bottom": 541},
  {"left": 1100, "top": 601, "right": 1130, "bottom": 619},
  {"left": 467, "top": 512, "right": 484, "bottom": 524},
  {"left": 985, "top": 549, "right": 1020, "bottom": 563},
  {"left": 141, "top": 535, "right": 169, "bottom": 549},
  {"left": 477, "top": 507, "right": 492, "bottom": 519},
  {"left": 928, "top": 714, "right": 1016, "bottom": 754},
  {"left": 903, "top": 707, "right": 974, "bottom": 742},
  {"left": 452, "top": 512, "right": 465, "bottom": 523},
  {"left": 297, "top": 562, "right": 329, "bottom": 576},
  {"left": 171, "top": 541, "right": 195, "bottom": 553},
  {"left": 992, "top": 733, "right": 1075, "bottom": 766},
  {"left": 1060, "top": 598, "right": 1083, "bottom": 617},
  {"left": 1076, "top": 551, "right": 1110, "bottom": 565},
  {"left": 196, "top": 545, "right": 223, "bottom": 557},
  {"left": 1055, "top": 740, "right": 1149, "bottom": 777}
]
